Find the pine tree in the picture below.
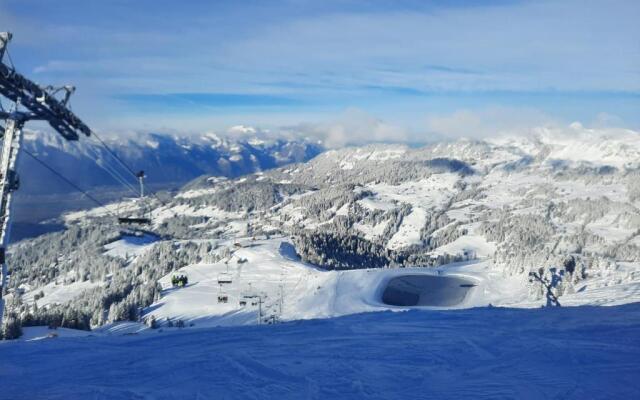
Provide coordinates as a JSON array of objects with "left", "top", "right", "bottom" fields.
[{"left": 1, "top": 312, "right": 23, "bottom": 340}]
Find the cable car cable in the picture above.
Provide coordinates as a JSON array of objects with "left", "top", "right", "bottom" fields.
[
  {"left": 85, "top": 131, "right": 168, "bottom": 207},
  {"left": 84, "top": 139, "right": 140, "bottom": 197},
  {"left": 90, "top": 130, "right": 139, "bottom": 179},
  {"left": 23, "top": 149, "right": 117, "bottom": 218}
]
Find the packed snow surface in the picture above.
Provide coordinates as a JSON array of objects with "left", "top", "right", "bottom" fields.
[
  {"left": 138, "top": 238, "right": 640, "bottom": 329},
  {"left": 1, "top": 304, "right": 639, "bottom": 399},
  {"left": 103, "top": 233, "right": 159, "bottom": 260},
  {"left": 22, "top": 280, "right": 102, "bottom": 308},
  {"left": 144, "top": 239, "right": 499, "bottom": 328}
]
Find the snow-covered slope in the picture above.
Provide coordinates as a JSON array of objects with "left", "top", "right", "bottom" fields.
[
  {"left": 144, "top": 239, "right": 497, "bottom": 328},
  {"left": 4, "top": 123, "right": 640, "bottom": 336},
  {"left": 2, "top": 303, "right": 639, "bottom": 399}
]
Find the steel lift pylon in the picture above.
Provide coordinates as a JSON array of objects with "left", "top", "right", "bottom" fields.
[{"left": 0, "top": 32, "right": 93, "bottom": 323}]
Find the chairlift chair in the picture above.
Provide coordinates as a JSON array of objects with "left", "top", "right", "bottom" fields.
[
  {"left": 118, "top": 170, "right": 152, "bottom": 225},
  {"left": 118, "top": 201, "right": 152, "bottom": 227},
  {"left": 217, "top": 294, "right": 229, "bottom": 303},
  {"left": 217, "top": 272, "right": 232, "bottom": 285},
  {"left": 118, "top": 216, "right": 151, "bottom": 225},
  {"left": 217, "top": 262, "right": 233, "bottom": 284},
  {"left": 217, "top": 285, "right": 229, "bottom": 303},
  {"left": 242, "top": 293, "right": 262, "bottom": 307},
  {"left": 216, "top": 273, "right": 231, "bottom": 303}
]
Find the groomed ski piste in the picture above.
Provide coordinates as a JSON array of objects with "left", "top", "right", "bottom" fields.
[{"left": 2, "top": 302, "right": 639, "bottom": 399}]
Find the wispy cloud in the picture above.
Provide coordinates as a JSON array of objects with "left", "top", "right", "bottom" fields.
[
  {"left": 291, "top": 108, "right": 409, "bottom": 148},
  {"left": 2, "top": 0, "right": 639, "bottom": 134},
  {"left": 116, "top": 93, "right": 302, "bottom": 111}
]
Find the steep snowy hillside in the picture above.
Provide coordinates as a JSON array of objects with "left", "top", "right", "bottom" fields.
[{"left": 3, "top": 124, "right": 640, "bottom": 338}]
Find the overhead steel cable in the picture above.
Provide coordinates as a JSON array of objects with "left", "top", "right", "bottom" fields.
[
  {"left": 83, "top": 139, "right": 140, "bottom": 197},
  {"left": 23, "top": 149, "right": 117, "bottom": 218},
  {"left": 90, "top": 130, "right": 139, "bottom": 178},
  {"left": 86, "top": 131, "right": 169, "bottom": 208}
]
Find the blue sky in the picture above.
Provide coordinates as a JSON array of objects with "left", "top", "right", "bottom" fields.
[{"left": 1, "top": 0, "right": 638, "bottom": 143}]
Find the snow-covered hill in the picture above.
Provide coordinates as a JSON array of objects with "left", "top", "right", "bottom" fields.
[{"left": 3, "top": 123, "right": 640, "bottom": 338}]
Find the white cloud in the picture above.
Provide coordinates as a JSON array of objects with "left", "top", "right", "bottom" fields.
[
  {"left": 292, "top": 108, "right": 408, "bottom": 148},
  {"left": 424, "top": 107, "right": 557, "bottom": 140}
]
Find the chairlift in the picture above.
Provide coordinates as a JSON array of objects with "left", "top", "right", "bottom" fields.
[
  {"left": 217, "top": 272, "right": 233, "bottom": 284},
  {"left": 217, "top": 283, "right": 229, "bottom": 303},
  {"left": 216, "top": 274, "right": 231, "bottom": 303},
  {"left": 217, "top": 263, "right": 233, "bottom": 284},
  {"left": 242, "top": 293, "right": 261, "bottom": 307},
  {"left": 118, "top": 216, "right": 151, "bottom": 225},
  {"left": 118, "top": 170, "right": 152, "bottom": 226},
  {"left": 217, "top": 295, "right": 229, "bottom": 303}
]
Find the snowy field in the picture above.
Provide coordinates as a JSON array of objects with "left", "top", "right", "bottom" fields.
[
  {"left": 138, "top": 238, "right": 640, "bottom": 328},
  {"left": 103, "top": 233, "right": 159, "bottom": 260},
  {"left": 1, "top": 304, "right": 639, "bottom": 399},
  {"left": 140, "top": 239, "right": 514, "bottom": 328}
]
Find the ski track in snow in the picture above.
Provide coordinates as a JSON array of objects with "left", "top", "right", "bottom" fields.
[{"left": 1, "top": 304, "right": 639, "bottom": 399}]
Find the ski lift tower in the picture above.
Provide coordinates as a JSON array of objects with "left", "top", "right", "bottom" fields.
[{"left": 0, "top": 32, "right": 93, "bottom": 322}]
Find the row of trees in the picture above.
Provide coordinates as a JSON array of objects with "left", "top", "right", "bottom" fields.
[{"left": 292, "top": 229, "right": 475, "bottom": 270}]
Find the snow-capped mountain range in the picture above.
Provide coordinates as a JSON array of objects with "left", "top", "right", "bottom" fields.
[
  {"left": 11, "top": 129, "right": 323, "bottom": 241},
  {"left": 4, "top": 123, "right": 640, "bottom": 337},
  {"left": 20, "top": 129, "right": 324, "bottom": 195}
]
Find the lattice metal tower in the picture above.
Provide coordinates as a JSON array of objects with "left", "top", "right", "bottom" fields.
[{"left": 0, "top": 32, "right": 93, "bottom": 322}]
